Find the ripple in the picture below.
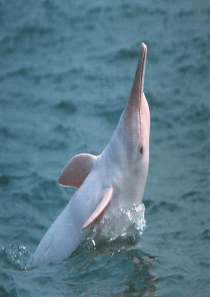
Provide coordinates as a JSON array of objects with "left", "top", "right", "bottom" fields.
[
  {"left": 38, "top": 138, "right": 67, "bottom": 151},
  {"left": 54, "top": 100, "right": 77, "bottom": 114},
  {"left": 181, "top": 190, "right": 198, "bottom": 200},
  {"left": 150, "top": 201, "right": 181, "bottom": 215},
  {"left": 112, "top": 48, "right": 139, "bottom": 62},
  {"left": 0, "top": 126, "right": 16, "bottom": 139},
  {"left": 200, "top": 229, "right": 210, "bottom": 241},
  {"left": 20, "top": 24, "right": 53, "bottom": 36},
  {"left": 0, "top": 272, "right": 17, "bottom": 296},
  {"left": 0, "top": 66, "right": 34, "bottom": 82},
  {"left": 97, "top": 109, "right": 123, "bottom": 124},
  {"left": 0, "top": 175, "right": 10, "bottom": 186},
  {"left": 182, "top": 103, "right": 210, "bottom": 125}
]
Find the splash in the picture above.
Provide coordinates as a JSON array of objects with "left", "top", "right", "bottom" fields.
[
  {"left": 121, "top": 203, "right": 146, "bottom": 234},
  {"left": 86, "top": 203, "right": 146, "bottom": 250},
  {"left": 4, "top": 245, "right": 33, "bottom": 271}
]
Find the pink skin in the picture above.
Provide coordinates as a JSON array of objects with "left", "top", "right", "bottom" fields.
[{"left": 32, "top": 43, "right": 150, "bottom": 266}]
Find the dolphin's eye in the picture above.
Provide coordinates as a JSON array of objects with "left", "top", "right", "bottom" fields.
[{"left": 140, "top": 146, "right": 143, "bottom": 155}]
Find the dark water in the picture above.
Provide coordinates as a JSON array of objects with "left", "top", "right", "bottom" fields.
[{"left": 0, "top": 0, "right": 210, "bottom": 296}]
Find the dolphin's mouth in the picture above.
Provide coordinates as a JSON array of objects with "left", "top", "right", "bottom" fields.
[
  {"left": 125, "top": 43, "right": 147, "bottom": 151},
  {"left": 139, "top": 43, "right": 147, "bottom": 100},
  {"left": 139, "top": 98, "right": 142, "bottom": 141},
  {"left": 138, "top": 43, "right": 147, "bottom": 149}
]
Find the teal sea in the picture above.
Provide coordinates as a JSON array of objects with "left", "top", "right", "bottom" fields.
[{"left": 0, "top": 0, "right": 210, "bottom": 296}]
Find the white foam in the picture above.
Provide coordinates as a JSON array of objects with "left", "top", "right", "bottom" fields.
[{"left": 86, "top": 203, "right": 146, "bottom": 249}]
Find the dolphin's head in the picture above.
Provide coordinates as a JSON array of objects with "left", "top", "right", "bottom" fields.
[
  {"left": 108, "top": 43, "right": 150, "bottom": 203},
  {"left": 124, "top": 43, "right": 150, "bottom": 160}
]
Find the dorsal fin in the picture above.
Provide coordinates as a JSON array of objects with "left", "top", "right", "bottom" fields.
[
  {"left": 82, "top": 187, "right": 113, "bottom": 229},
  {"left": 59, "top": 153, "right": 97, "bottom": 188}
]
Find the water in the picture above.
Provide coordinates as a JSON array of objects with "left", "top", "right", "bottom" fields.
[{"left": 0, "top": 0, "right": 210, "bottom": 296}]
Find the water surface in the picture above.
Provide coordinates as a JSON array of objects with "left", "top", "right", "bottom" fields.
[{"left": 0, "top": 0, "right": 210, "bottom": 296}]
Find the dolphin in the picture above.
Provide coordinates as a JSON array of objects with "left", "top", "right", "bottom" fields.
[{"left": 32, "top": 43, "right": 150, "bottom": 266}]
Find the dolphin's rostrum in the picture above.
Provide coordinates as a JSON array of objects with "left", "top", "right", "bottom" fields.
[{"left": 32, "top": 43, "right": 150, "bottom": 266}]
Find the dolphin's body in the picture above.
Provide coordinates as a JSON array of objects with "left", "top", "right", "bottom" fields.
[{"left": 32, "top": 43, "right": 150, "bottom": 266}]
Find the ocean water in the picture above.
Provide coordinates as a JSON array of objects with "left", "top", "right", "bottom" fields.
[{"left": 0, "top": 0, "right": 210, "bottom": 296}]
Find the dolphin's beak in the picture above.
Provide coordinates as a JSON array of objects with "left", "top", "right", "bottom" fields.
[
  {"left": 130, "top": 42, "right": 147, "bottom": 110},
  {"left": 124, "top": 43, "right": 147, "bottom": 142}
]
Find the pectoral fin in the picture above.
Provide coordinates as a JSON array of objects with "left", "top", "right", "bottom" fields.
[
  {"left": 59, "top": 153, "right": 97, "bottom": 188},
  {"left": 82, "top": 187, "right": 113, "bottom": 229}
]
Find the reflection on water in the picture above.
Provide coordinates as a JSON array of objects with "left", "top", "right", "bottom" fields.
[{"left": 64, "top": 238, "right": 158, "bottom": 296}]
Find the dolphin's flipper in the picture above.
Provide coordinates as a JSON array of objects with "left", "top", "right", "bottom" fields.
[
  {"left": 82, "top": 187, "right": 113, "bottom": 229},
  {"left": 59, "top": 153, "right": 97, "bottom": 188}
]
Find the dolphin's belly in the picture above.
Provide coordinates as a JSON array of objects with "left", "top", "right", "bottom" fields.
[{"left": 32, "top": 199, "right": 89, "bottom": 266}]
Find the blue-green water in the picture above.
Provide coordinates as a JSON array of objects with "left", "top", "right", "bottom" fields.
[{"left": 0, "top": 0, "right": 210, "bottom": 296}]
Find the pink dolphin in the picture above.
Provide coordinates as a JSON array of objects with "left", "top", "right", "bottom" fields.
[{"left": 33, "top": 43, "right": 150, "bottom": 266}]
